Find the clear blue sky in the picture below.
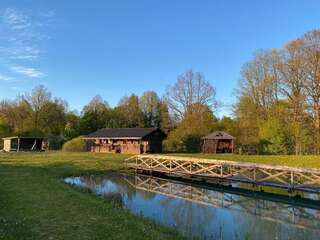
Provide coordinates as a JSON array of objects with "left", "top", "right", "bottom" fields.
[{"left": 1, "top": 1, "right": 320, "bottom": 116}]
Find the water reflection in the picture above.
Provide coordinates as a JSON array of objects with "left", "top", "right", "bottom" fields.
[{"left": 65, "top": 173, "right": 320, "bottom": 240}]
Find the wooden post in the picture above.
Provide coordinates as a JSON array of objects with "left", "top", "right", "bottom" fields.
[
  {"left": 17, "top": 138, "right": 20, "bottom": 152},
  {"left": 214, "top": 140, "right": 217, "bottom": 154},
  {"left": 231, "top": 139, "right": 234, "bottom": 153}
]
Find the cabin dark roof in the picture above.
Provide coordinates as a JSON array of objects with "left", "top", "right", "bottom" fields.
[
  {"left": 85, "top": 128, "right": 164, "bottom": 139},
  {"left": 201, "top": 131, "right": 235, "bottom": 140}
]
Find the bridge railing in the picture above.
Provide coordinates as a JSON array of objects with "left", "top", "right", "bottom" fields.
[{"left": 125, "top": 155, "right": 320, "bottom": 193}]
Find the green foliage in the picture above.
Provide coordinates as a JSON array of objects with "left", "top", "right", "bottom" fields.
[
  {"left": 62, "top": 137, "right": 87, "bottom": 152},
  {"left": 164, "top": 103, "right": 216, "bottom": 152},
  {"left": 117, "top": 94, "right": 145, "bottom": 128},
  {"left": 139, "top": 91, "right": 161, "bottom": 127},
  {"left": 80, "top": 95, "right": 110, "bottom": 134},
  {"left": 258, "top": 118, "right": 287, "bottom": 154},
  {"left": 183, "top": 134, "right": 201, "bottom": 152}
]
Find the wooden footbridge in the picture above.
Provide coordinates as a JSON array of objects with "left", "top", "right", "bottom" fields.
[{"left": 125, "top": 155, "right": 320, "bottom": 193}]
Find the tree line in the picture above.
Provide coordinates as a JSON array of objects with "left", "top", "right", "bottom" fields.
[
  {"left": 235, "top": 29, "right": 320, "bottom": 155},
  {"left": 1, "top": 29, "right": 319, "bottom": 154},
  {"left": 0, "top": 68, "right": 234, "bottom": 151}
]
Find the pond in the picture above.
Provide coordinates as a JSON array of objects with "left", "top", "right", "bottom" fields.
[{"left": 64, "top": 173, "right": 320, "bottom": 240}]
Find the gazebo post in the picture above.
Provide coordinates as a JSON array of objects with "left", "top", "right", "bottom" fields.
[
  {"left": 214, "top": 140, "right": 217, "bottom": 154},
  {"left": 231, "top": 139, "right": 234, "bottom": 153}
]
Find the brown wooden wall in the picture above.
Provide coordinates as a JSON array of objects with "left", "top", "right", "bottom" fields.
[
  {"left": 201, "top": 139, "right": 234, "bottom": 153},
  {"left": 86, "top": 129, "right": 166, "bottom": 154}
]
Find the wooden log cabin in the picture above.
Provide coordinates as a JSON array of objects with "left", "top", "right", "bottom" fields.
[
  {"left": 83, "top": 128, "right": 167, "bottom": 154},
  {"left": 201, "top": 131, "right": 235, "bottom": 153}
]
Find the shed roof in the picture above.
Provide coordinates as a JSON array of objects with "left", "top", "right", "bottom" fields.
[
  {"left": 84, "top": 128, "right": 165, "bottom": 139},
  {"left": 201, "top": 131, "right": 235, "bottom": 140},
  {"left": 2, "top": 136, "right": 47, "bottom": 140}
]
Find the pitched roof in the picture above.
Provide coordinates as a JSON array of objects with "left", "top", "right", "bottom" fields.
[
  {"left": 84, "top": 128, "right": 164, "bottom": 139},
  {"left": 201, "top": 131, "right": 235, "bottom": 140}
]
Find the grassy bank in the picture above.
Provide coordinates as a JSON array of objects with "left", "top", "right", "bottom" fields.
[
  {"left": 166, "top": 153, "right": 320, "bottom": 169},
  {"left": 0, "top": 152, "right": 183, "bottom": 240}
]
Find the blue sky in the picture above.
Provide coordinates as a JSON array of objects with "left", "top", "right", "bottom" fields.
[{"left": 0, "top": 1, "right": 320, "bottom": 116}]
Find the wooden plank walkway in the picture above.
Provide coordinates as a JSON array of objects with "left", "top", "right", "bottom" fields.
[{"left": 125, "top": 155, "right": 320, "bottom": 193}]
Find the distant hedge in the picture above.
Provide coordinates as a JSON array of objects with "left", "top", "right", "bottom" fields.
[{"left": 62, "top": 137, "right": 87, "bottom": 152}]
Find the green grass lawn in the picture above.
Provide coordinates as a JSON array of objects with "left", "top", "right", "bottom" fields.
[
  {"left": 166, "top": 153, "right": 320, "bottom": 169},
  {"left": 1, "top": 151, "right": 319, "bottom": 240},
  {"left": 0, "top": 152, "right": 183, "bottom": 240}
]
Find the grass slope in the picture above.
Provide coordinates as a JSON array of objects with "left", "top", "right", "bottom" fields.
[
  {"left": 0, "top": 152, "right": 183, "bottom": 240},
  {"left": 166, "top": 153, "right": 320, "bottom": 169}
]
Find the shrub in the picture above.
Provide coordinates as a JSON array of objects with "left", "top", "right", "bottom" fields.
[{"left": 62, "top": 137, "right": 87, "bottom": 152}]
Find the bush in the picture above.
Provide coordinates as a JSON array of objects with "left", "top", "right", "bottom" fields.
[
  {"left": 183, "top": 134, "right": 201, "bottom": 153},
  {"left": 62, "top": 137, "right": 87, "bottom": 152}
]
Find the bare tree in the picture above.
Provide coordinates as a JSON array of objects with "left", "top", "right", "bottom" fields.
[
  {"left": 239, "top": 49, "right": 280, "bottom": 119},
  {"left": 165, "top": 69, "right": 217, "bottom": 119},
  {"left": 276, "top": 40, "right": 308, "bottom": 154},
  {"left": 301, "top": 30, "right": 320, "bottom": 153}
]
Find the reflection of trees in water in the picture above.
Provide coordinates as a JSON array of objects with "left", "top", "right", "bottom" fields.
[
  {"left": 72, "top": 174, "right": 320, "bottom": 240},
  {"left": 159, "top": 188, "right": 215, "bottom": 239},
  {"left": 232, "top": 198, "right": 320, "bottom": 240},
  {"left": 81, "top": 174, "right": 157, "bottom": 203}
]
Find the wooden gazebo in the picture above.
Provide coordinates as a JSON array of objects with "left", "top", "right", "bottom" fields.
[{"left": 201, "top": 131, "right": 235, "bottom": 153}]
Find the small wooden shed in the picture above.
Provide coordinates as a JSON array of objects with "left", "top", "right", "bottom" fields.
[
  {"left": 2, "top": 136, "right": 49, "bottom": 152},
  {"left": 201, "top": 131, "right": 235, "bottom": 153}
]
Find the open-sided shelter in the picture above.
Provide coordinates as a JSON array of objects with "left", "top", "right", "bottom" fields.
[
  {"left": 83, "top": 128, "right": 167, "bottom": 154},
  {"left": 2, "top": 136, "right": 49, "bottom": 152},
  {"left": 201, "top": 131, "right": 235, "bottom": 153}
]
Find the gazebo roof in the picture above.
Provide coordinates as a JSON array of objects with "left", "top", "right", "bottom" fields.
[{"left": 201, "top": 131, "right": 235, "bottom": 140}]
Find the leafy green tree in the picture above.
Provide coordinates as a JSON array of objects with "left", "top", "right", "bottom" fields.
[
  {"left": 64, "top": 111, "right": 81, "bottom": 140},
  {"left": 164, "top": 103, "right": 216, "bottom": 152},
  {"left": 139, "top": 91, "right": 161, "bottom": 127},
  {"left": 80, "top": 95, "right": 110, "bottom": 134},
  {"left": 117, "top": 94, "right": 144, "bottom": 128}
]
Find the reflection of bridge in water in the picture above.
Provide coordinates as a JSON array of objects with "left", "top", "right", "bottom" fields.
[
  {"left": 122, "top": 174, "right": 320, "bottom": 231},
  {"left": 125, "top": 155, "right": 320, "bottom": 193}
]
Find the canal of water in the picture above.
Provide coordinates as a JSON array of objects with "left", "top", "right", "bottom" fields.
[{"left": 64, "top": 173, "right": 320, "bottom": 240}]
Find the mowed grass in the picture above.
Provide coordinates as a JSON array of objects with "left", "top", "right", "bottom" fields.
[
  {"left": 166, "top": 153, "right": 320, "bottom": 169},
  {"left": 0, "top": 152, "right": 183, "bottom": 240}
]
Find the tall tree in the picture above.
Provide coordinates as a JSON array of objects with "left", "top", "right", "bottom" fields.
[
  {"left": 80, "top": 95, "right": 110, "bottom": 134},
  {"left": 116, "top": 94, "right": 144, "bottom": 128},
  {"left": 164, "top": 103, "right": 216, "bottom": 152},
  {"left": 23, "top": 85, "right": 51, "bottom": 131},
  {"left": 165, "top": 70, "right": 217, "bottom": 119},
  {"left": 301, "top": 30, "right": 320, "bottom": 153},
  {"left": 277, "top": 39, "right": 308, "bottom": 154},
  {"left": 139, "top": 91, "right": 161, "bottom": 127}
]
